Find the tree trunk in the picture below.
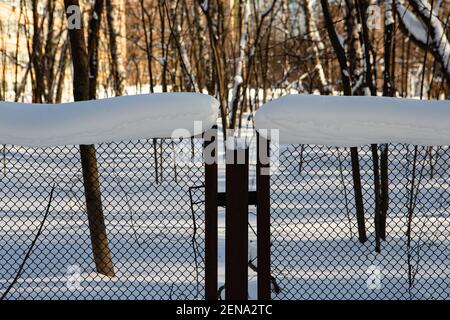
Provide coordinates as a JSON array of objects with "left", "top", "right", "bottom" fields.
[
  {"left": 64, "top": 0, "right": 115, "bottom": 277},
  {"left": 344, "top": 0, "right": 365, "bottom": 94},
  {"left": 396, "top": 0, "right": 450, "bottom": 87},
  {"left": 158, "top": 0, "right": 168, "bottom": 92},
  {"left": 304, "top": 0, "right": 330, "bottom": 94},
  {"left": 55, "top": 39, "right": 70, "bottom": 103},
  {"left": 355, "top": 0, "right": 377, "bottom": 95},
  {"left": 230, "top": 0, "right": 250, "bottom": 128},
  {"left": 105, "top": 0, "right": 127, "bottom": 96},
  {"left": 236, "top": 0, "right": 277, "bottom": 129},
  {"left": 140, "top": 0, "right": 155, "bottom": 92},
  {"left": 31, "top": 0, "right": 44, "bottom": 103},
  {"left": 198, "top": 0, "right": 229, "bottom": 135},
  {"left": 321, "top": 0, "right": 366, "bottom": 243},
  {"left": 379, "top": 0, "right": 395, "bottom": 240},
  {"left": 88, "top": 0, "right": 104, "bottom": 99},
  {"left": 164, "top": 0, "right": 199, "bottom": 92}
]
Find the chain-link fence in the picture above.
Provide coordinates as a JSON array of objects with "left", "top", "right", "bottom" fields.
[
  {"left": 269, "top": 144, "right": 449, "bottom": 300},
  {"left": 0, "top": 138, "right": 206, "bottom": 300},
  {"left": 1, "top": 137, "right": 448, "bottom": 300}
]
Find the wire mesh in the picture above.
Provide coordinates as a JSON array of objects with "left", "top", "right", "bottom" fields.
[
  {"left": 0, "top": 138, "right": 206, "bottom": 300},
  {"left": 0, "top": 138, "right": 448, "bottom": 300},
  {"left": 269, "top": 144, "right": 449, "bottom": 300}
]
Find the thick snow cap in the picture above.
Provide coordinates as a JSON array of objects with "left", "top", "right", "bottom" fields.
[
  {"left": 254, "top": 95, "right": 450, "bottom": 147},
  {"left": 0, "top": 93, "right": 219, "bottom": 147}
]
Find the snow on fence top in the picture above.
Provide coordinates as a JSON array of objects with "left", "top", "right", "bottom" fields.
[
  {"left": 0, "top": 93, "right": 219, "bottom": 147},
  {"left": 254, "top": 95, "right": 450, "bottom": 147}
]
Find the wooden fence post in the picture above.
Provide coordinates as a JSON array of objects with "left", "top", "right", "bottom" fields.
[
  {"left": 256, "top": 133, "right": 271, "bottom": 300},
  {"left": 225, "top": 145, "right": 249, "bottom": 300}
]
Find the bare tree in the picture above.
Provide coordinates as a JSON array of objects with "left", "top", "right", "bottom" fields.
[
  {"left": 198, "top": 0, "right": 229, "bottom": 133},
  {"left": 63, "top": 0, "right": 115, "bottom": 277},
  {"left": 304, "top": 0, "right": 330, "bottom": 94},
  {"left": 230, "top": 0, "right": 251, "bottom": 128},
  {"left": 139, "top": 0, "right": 155, "bottom": 92},
  {"left": 105, "top": 0, "right": 127, "bottom": 96},
  {"left": 379, "top": 0, "right": 396, "bottom": 241},
  {"left": 320, "top": 0, "right": 367, "bottom": 243},
  {"left": 88, "top": 0, "right": 105, "bottom": 99},
  {"left": 164, "top": 0, "right": 199, "bottom": 92},
  {"left": 396, "top": 0, "right": 450, "bottom": 87},
  {"left": 30, "top": 0, "right": 44, "bottom": 103}
]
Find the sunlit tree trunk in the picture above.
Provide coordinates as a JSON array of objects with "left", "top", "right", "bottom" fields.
[
  {"left": 304, "top": 0, "right": 329, "bottom": 94},
  {"left": 64, "top": 0, "right": 115, "bottom": 277},
  {"left": 105, "top": 0, "right": 127, "bottom": 96},
  {"left": 321, "top": 0, "right": 367, "bottom": 243}
]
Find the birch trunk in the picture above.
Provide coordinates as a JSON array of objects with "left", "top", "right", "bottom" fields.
[
  {"left": 304, "top": 0, "right": 330, "bottom": 94},
  {"left": 396, "top": 0, "right": 450, "bottom": 86},
  {"left": 230, "top": 0, "right": 250, "bottom": 129},
  {"left": 105, "top": 0, "right": 127, "bottom": 96}
]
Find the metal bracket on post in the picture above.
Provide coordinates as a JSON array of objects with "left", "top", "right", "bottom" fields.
[
  {"left": 216, "top": 191, "right": 257, "bottom": 206},
  {"left": 225, "top": 143, "right": 249, "bottom": 300}
]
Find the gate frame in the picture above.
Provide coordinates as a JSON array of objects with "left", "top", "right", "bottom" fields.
[{"left": 204, "top": 131, "right": 272, "bottom": 300}]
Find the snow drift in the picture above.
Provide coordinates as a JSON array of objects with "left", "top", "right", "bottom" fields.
[
  {"left": 254, "top": 95, "right": 450, "bottom": 146},
  {"left": 0, "top": 93, "right": 219, "bottom": 147}
]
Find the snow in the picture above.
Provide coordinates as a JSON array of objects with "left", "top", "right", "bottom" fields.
[
  {"left": 0, "top": 116, "right": 448, "bottom": 300},
  {"left": 0, "top": 93, "right": 219, "bottom": 147},
  {"left": 268, "top": 143, "right": 449, "bottom": 300},
  {"left": 385, "top": 0, "right": 395, "bottom": 26},
  {"left": 396, "top": 1, "right": 428, "bottom": 44},
  {"left": 396, "top": 0, "right": 450, "bottom": 78},
  {"left": 254, "top": 94, "right": 450, "bottom": 147},
  {"left": 0, "top": 140, "right": 209, "bottom": 300},
  {"left": 1, "top": 121, "right": 447, "bottom": 300},
  {"left": 424, "top": 5, "right": 450, "bottom": 76}
]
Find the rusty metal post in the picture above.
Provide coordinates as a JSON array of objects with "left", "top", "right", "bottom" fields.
[
  {"left": 225, "top": 145, "right": 249, "bottom": 300},
  {"left": 256, "top": 133, "right": 271, "bottom": 300},
  {"left": 204, "top": 126, "right": 218, "bottom": 300}
]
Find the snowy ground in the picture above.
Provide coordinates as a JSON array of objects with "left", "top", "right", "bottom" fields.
[
  {"left": 269, "top": 143, "right": 449, "bottom": 299},
  {"left": 0, "top": 140, "right": 206, "bottom": 300},
  {"left": 0, "top": 120, "right": 448, "bottom": 300}
]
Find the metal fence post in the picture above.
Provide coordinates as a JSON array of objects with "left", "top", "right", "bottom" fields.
[
  {"left": 204, "top": 126, "right": 218, "bottom": 300},
  {"left": 256, "top": 133, "right": 271, "bottom": 300},
  {"left": 225, "top": 145, "right": 249, "bottom": 300}
]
